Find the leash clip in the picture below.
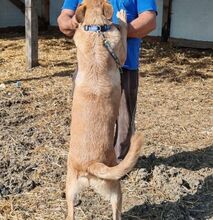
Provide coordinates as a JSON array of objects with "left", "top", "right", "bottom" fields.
[{"left": 96, "top": 25, "right": 101, "bottom": 32}]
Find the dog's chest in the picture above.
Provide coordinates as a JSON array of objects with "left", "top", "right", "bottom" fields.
[{"left": 75, "top": 69, "right": 120, "bottom": 88}]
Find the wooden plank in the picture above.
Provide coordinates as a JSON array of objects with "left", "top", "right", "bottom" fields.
[
  {"left": 9, "top": 0, "right": 46, "bottom": 29},
  {"left": 25, "top": 0, "right": 38, "bottom": 69},
  {"left": 8, "top": 0, "right": 25, "bottom": 14},
  {"left": 42, "top": 0, "right": 50, "bottom": 25},
  {"left": 161, "top": 0, "right": 172, "bottom": 42},
  {"left": 41, "top": 0, "right": 50, "bottom": 29},
  {"left": 169, "top": 38, "right": 213, "bottom": 49}
]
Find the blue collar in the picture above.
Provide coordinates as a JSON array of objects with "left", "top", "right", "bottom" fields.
[{"left": 83, "top": 24, "right": 111, "bottom": 32}]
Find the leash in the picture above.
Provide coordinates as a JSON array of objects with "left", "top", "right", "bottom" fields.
[
  {"left": 83, "top": 24, "right": 123, "bottom": 74},
  {"left": 101, "top": 33, "right": 123, "bottom": 75}
]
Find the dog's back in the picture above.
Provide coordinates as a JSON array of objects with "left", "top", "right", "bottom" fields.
[{"left": 70, "top": 2, "right": 123, "bottom": 169}]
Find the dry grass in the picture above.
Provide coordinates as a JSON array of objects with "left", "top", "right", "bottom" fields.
[{"left": 0, "top": 32, "right": 213, "bottom": 220}]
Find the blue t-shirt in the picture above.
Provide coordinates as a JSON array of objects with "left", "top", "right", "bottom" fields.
[{"left": 62, "top": 0, "right": 157, "bottom": 70}]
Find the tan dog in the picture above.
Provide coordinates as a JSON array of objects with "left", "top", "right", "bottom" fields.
[{"left": 66, "top": 0, "right": 143, "bottom": 219}]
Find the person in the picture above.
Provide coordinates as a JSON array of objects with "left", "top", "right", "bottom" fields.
[{"left": 58, "top": 0, "right": 157, "bottom": 162}]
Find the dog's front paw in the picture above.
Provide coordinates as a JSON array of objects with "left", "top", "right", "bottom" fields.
[{"left": 116, "top": 9, "right": 127, "bottom": 27}]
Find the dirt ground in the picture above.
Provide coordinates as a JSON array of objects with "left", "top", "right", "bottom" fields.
[{"left": 0, "top": 32, "right": 212, "bottom": 220}]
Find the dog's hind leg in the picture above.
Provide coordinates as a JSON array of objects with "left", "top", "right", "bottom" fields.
[
  {"left": 66, "top": 167, "right": 78, "bottom": 220},
  {"left": 66, "top": 165, "right": 89, "bottom": 220},
  {"left": 90, "top": 178, "right": 122, "bottom": 220},
  {"left": 110, "top": 181, "right": 122, "bottom": 220}
]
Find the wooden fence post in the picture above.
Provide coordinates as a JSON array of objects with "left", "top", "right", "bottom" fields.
[
  {"left": 41, "top": 0, "right": 50, "bottom": 29},
  {"left": 161, "top": 0, "right": 172, "bottom": 42},
  {"left": 25, "top": 0, "right": 38, "bottom": 69}
]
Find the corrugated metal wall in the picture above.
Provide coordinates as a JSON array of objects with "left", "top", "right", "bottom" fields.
[
  {"left": 150, "top": 0, "right": 213, "bottom": 42},
  {"left": 0, "top": 0, "right": 43, "bottom": 27},
  {"left": 0, "top": 0, "right": 25, "bottom": 27},
  {"left": 0, "top": 0, "right": 63, "bottom": 27},
  {"left": 170, "top": 0, "right": 213, "bottom": 41},
  {"left": 0, "top": 0, "right": 212, "bottom": 43}
]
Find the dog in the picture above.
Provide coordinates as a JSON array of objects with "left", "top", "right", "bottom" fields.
[{"left": 66, "top": 0, "right": 143, "bottom": 219}]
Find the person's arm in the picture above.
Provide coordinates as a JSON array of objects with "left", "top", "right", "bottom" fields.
[
  {"left": 57, "top": 9, "right": 78, "bottom": 37},
  {"left": 127, "top": 11, "right": 156, "bottom": 38}
]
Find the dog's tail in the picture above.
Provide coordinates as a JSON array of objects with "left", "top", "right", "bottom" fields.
[{"left": 87, "top": 133, "right": 143, "bottom": 180}]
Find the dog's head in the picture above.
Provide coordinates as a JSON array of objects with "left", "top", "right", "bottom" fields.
[{"left": 75, "top": 0, "right": 113, "bottom": 24}]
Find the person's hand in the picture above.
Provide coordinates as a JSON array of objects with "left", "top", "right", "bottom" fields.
[
  {"left": 57, "top": 9, "right": 78, "bottom": 37},
  {"left": 72, "top": 15, "right": 78, "bottom": 26}
]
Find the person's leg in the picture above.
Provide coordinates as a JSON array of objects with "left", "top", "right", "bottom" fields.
[{"left": 114, "top": 68, "right": 139, "bottom": 161}]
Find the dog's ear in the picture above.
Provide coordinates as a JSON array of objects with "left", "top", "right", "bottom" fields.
[
  {"left": 103, "top": 2, "right": 113, "bottom": 20},
  {"left": 76, "top": 4, "right": 86, "bottom": 23}
]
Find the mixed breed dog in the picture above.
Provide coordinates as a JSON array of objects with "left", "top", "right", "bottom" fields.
[{"left": 66, "top": 0, "right": 143, "bottom": 219}]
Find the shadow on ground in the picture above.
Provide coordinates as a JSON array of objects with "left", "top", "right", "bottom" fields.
[
  {"left": 123, "top": 175, "right": 213, "bottom": 220},
  {"left": 136, "top": 145, "right": 213, "bottom": 172},
  {"left": 123, "top": 145, "right": 213, "bottom": 219},
  {"left": 140, "top": 41, "right": 213, "bottom": 83}
]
